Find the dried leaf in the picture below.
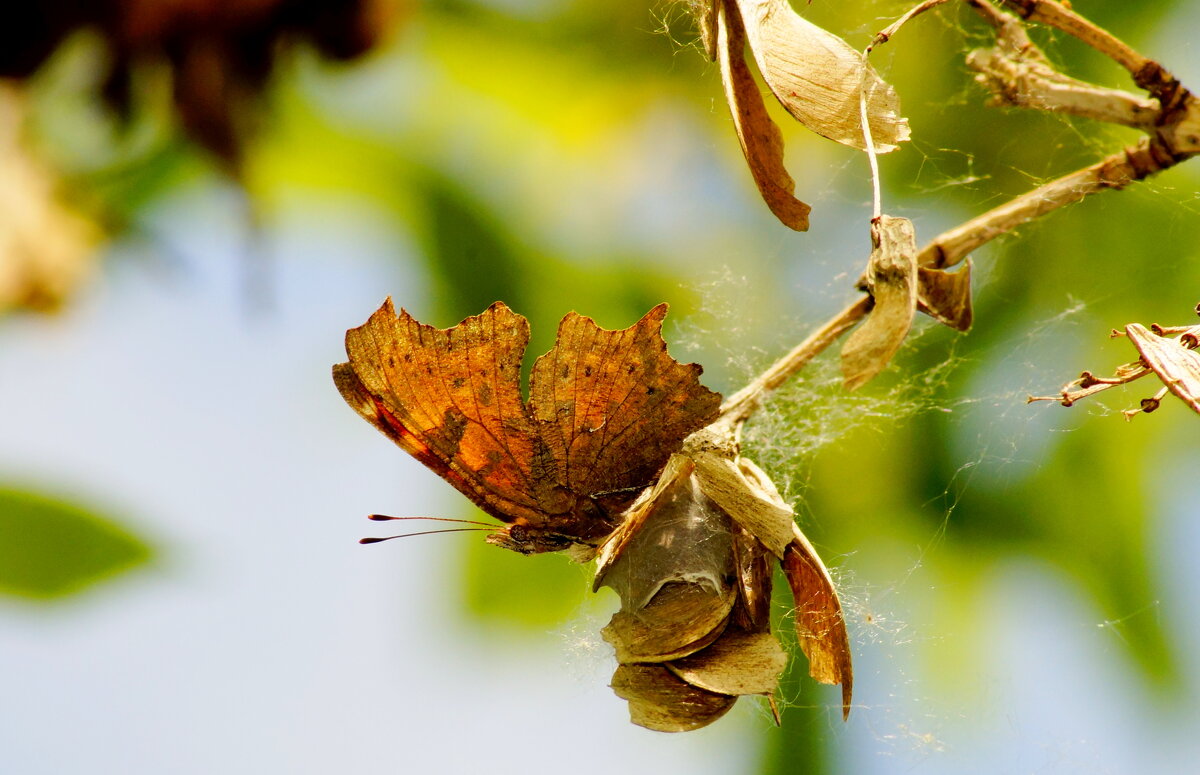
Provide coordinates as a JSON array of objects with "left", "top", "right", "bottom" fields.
[
  {"left": 611, "top": 664, "right": 737, "bottom": 733},
  {"left": 667, "top": 630, "right": 788, "bottom": 696},
  {"left": 686, "top": 428, "right": 795, "bottom": 557},
  {"left": 1125, "top": 323, "right": 1200, "bottom": 414},
  {"left": 716, "top": 0, "right": 812, "bottom": 231},
  {"left": 732, "top": 0, "right": 910, "bottom": 152},
  {"left": 592, "top": 454, "right": 696, "bottom": 592},
  {"left": 842, "top": 215, "right": 919, "bottom": 390},
  {"left": 335, "top": 299, "right": 720, "bottom": 555},
  {"left": 783, "top": 524, "right": 854, "bottom": 718},
  {"left": 731, "top": 520, "right": 774, "bottom": 630},
  {"left": 917, "top": 262, "right": 974, "bottom": 331},
  {"left": 0, "top": 1, "right": 396, "bottom": 165},
  {"left": 1029, "top": 309, "right": 1200, "bottom": 418},
  {"left": 602, "top": 582, "right": 735, "bottom": 663},
  {"left": 0, "top": 88, "right": 98, "bottom": 315}
]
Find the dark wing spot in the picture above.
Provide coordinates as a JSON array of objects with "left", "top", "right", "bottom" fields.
[
  {"left": 584, "top": 366, "right": 593, "bottom": 377},
  {"left": 452, "top": 377, "right": 465, "bottom": 388}
]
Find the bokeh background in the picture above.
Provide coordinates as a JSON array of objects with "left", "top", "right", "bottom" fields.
[{"left": 2, "top": 1, "right": 1199, "bottom": 773}]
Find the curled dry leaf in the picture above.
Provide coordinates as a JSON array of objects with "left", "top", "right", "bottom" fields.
[
  {"left": 666, "top": 630, "right": 788, "bottom": 696},
  {"left": 709, "top": 0, "right": 910, "bottom": 230},
  {"left": 595, "top": 424, "right": 852, "bottom": 730},
  {"left": 602, "top": 582, "right": 734, "bottom": 663},
  {"left": 917, "top": 262, "right": 974, "bottom": 332},
  {"left": 728, "top": 0, "right": 910, "bottom": 153},
  {"left": 611, "top": 664, "right": 737, "bottom": 733},
  {"left": 335, "top": 299, "right": 720, "bottom": 556},
  {"left": 715, "top": 0, "right": 811, "bottom": 231},
  {"left": 783, "top": 526, "right": 853, "bottom": 717},
  {"left": 1125, "top": 322, "right": 1200, "bottom": 415},
  {"left": 1029, "top": 306, "right": 1200, "bottom": 418},
  {"left": 841, "top": 215, "right": 919, "bottom": 390}
]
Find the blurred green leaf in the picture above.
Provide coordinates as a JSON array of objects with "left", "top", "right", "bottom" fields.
[
  {"left": 0, "top": 486, "right": 152, "bottom": 600},
  {"left": 459, "top": 525, "right": 588, "bottom": 629}
]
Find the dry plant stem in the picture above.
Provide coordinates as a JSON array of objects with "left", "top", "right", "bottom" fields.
[
  {"left": 998, "top": 1, "right": 1151, "bottom": 84},
  {"left": 996, "top": 1, "right": 1191, "bottom": 118},
  {"left": 861, "top": 0, "right": 951, "bottom": 217},
  {"left": 716, "top": 296, "right": 872, "bottom": 431},
  {"left": 714, "top": 0, "right": 1194, "bottom": 432},
  {"left": 917, "top": 139, "right": 1180, "bottom": 270}
]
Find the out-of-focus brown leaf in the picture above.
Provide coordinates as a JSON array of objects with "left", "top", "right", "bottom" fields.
[
  {"left": 716, "top": 0, "right": 811, "bottom": 231},
  {"left": 0, "top": 86, "right": 97, "bottom": 314},
  {"left": 0, "top": 0, "right": 401, "bottom": 166},
  {"left": 917, "top": 262, "right": 974, "bottom": 331},
  {"left": 1125, "top": 322, "right": 1200, "bottom": 414},
  {"left": 602, "top": 582, "right": 734, "bottom": 663},
  {"left": 783, "top": 525, "right": 854, "bottom": 718},
  {"left": 335, "top": 299, "right": 720, "bottom": 556},
  {"left": 611, "top": 663, "right": 737, "bottom": 733},
  {"left": 731, "top": 0, "right": 910, "bottom": 152},
  {"left": 842, "top": 215, "right": 919, "bottom": 390},
  {"left": 667, "top": 630, "right": 788, "bottom": 696}
]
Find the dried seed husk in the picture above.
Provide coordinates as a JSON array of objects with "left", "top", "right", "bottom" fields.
[
  {"left": 602, "top": 582, "right": 735, "bottom": 663},
  {"left": 716, "top": 0, "right": 812, "bottom": 231},
  {"left": 842, "top": 215, "right": 919, "bottom": 390},
  {"left": 783, "top": 524, "right": 853, "bottom": 718},
  {"left": 1125, "top": 323, "right": 1200, "bottom": 414},
  {"left": 611, "top": 663, "right": 737, "bottom": 733},
  {"left": 732, "top": 0, "right": 910, "bottom": 152},
  {"left": 691, "top": 449, "right": 794, "bottom": 558},
  {"left": 917, "top": 262, "right": 974, "bottom": 331},
  {"left": 667, "top": 630, "right": 788, "bottom": 696},
  {"left": 732, "top": 520, "right": 774, "bottom": 631},
  {"left": 593, "top": 454, "right": 697, "bottom": 595}
]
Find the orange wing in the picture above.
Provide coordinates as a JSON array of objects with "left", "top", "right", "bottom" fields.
[
  {"left": 335, "top": 299, "right": 549, "bottom": 525},
  {"left": 529, "top": 305, "right": 721, "bottom": 499},
  {"left": 335, "top": 298, "right": 721, "bottom": 535}
]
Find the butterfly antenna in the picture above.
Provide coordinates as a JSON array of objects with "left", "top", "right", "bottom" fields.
[
  {"left": 359, "top": 527, "right": 492, "bottom": 545},
  {"left": 367, "top": 514, "right": 496, "bottom": 527}
]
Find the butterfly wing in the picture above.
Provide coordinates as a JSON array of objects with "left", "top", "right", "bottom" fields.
[
  {"left": 334, "top": 298, "right": 549, "bottom": 525},
  {"left": 528, "top": 304, "right": 722, "bottom": 506}
]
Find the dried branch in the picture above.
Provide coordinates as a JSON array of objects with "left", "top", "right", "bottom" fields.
[
  {"left": 715, "top": 297, "right": 871, "bottom": 431},
  {"left": 1029, "top": 307, "right": 1200, "bottom": 419},
  {"left": 717, "top": 0, "right": 1198, "bottom": 431},
  {"left": 916, "top": 138, "right": 1180, "bottom": 271}
]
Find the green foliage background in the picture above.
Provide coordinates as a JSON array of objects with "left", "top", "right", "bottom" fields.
[{"left": 3, "top": 1, "right": 1198, "bottom": 772}]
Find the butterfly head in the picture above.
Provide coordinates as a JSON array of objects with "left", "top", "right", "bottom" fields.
[
  {"left": 485, "top": 524, "right": 578, "bottom": 555},
  {"left": 487, "top": 498, "right": 617, "bottom": 557}
]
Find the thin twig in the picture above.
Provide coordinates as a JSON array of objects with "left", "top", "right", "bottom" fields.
[
  {"left": 716, "top": 296, "right": 872, "bottom": 431},
  {"left": 917, "top": 138, "right": 1179, "bottom": 270},
  {"left": 717, "top": 0, "right": 1196, "bottom": 433}
]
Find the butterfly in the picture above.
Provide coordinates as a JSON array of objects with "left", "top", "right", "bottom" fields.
[{"left": 333, "top": 298, "right": 721, "bottom": 555}]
